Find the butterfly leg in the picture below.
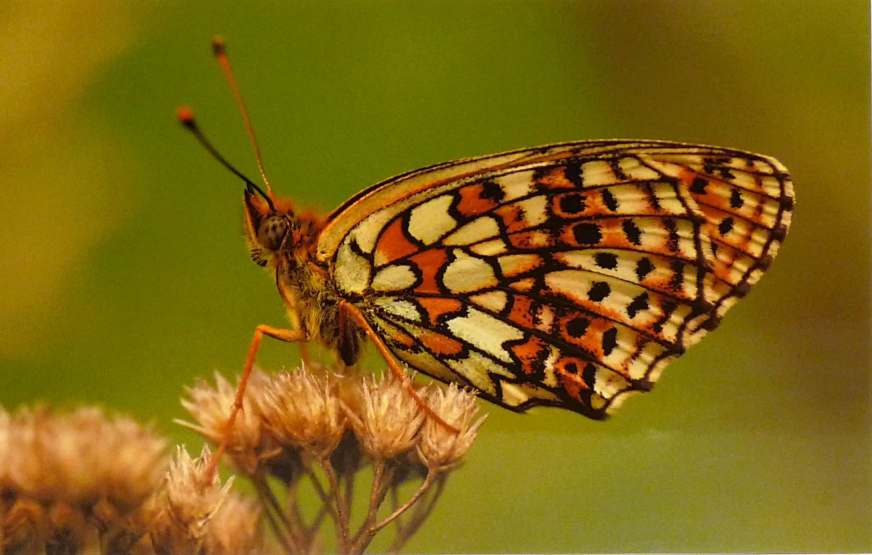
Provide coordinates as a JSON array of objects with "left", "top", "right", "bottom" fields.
[
  {"left": 338, "top": 301, "right": 459, "bottom": 434},
  {"left": 205, "top": 324, "right": 307, "bottom": 482}
]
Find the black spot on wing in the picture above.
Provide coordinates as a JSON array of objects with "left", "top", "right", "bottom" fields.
[
  {"left": 730, "top": 188, "right": 744, "bottom": 209},
  {"left": 594, "top": 252, "right": 619, "bottom": 270},
  {"left": 481, "top": 179, "right": 505, "bottom": 202},
  {"left": 573, "top": 223, "right": 602, "bottom": 244},
  {"left": 582, "top": 363, "right": 597, "bottom": 388},
  {"left": 635, "top": 257, "right": 654, "bottom": 280},
  {"left": 622, "top": 219, "right": 642, "bottom": 245},
  {"left": 626, "top": 292, "right": 650, "bottom": 319},
  {"left": 690, "top": 177, "right": 708, "bottom": 194},
  {"left": 588, "top": 281, "right": 611, "bottom": 302},
  {"left": 602, "top": 327, "right": 618, "bottom": 356},
  {"left": 564, "top": 161, "right": 583, "bottom": 187},
  {"left": 601, "top": 189, "right": 619, "bottom": 211},
  {"left": 560, "top": 194, "right": 586, "bottom": 214},
  {"left": 566, "top": 317, "right": 590, "bottom": 338}
]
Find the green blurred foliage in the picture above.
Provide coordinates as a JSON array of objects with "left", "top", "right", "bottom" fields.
[{"left": 1, "top": 0, "right": 868, "bottom": 552}]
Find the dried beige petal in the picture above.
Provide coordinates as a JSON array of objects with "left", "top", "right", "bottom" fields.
[
  {"left": 417, "top": 384, "right": 485, "bottom": 471},
  {"left": 149, "top": 446, "right": 233, "bottom": 554},
  {"left": 7, "top": 406, "right": 167, "bottom": 511},
  {"left": 256, "top": 368, "right": 345, "bottom": 458},
  {"left": 346, "top": 373, "right": 424, "bottom": 460},
  {"left": 164, "top": 446, "right": 233, "bottom": 538},
  {"left": 202, "top": 493, "right": 263, "bottom": 555},
  {"left": 178, "top": 371, "right": 271, "bottom": 475},
  {"left": 3, "top": 497, "right": 47, "bottom": 553}
]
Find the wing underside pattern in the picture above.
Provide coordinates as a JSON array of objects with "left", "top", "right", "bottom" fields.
[{"left": 319, "top": 141, "right": 794, "bottom": 417}]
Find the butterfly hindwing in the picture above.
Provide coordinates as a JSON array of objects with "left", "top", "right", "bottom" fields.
[{"left": 318, "top": 140, "right": 793, "bottom": 416}]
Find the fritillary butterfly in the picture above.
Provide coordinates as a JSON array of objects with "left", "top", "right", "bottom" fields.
[{"left": 181, "top": 39, "right": 794, "bottom": 455}]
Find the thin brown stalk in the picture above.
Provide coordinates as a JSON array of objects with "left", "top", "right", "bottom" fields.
[
  {"left": 342, "top": 470, "right": 356, "bottom": 532},
  {"left": 283, "top": 479, "right": 317, "bottom": 552},
  {"left": 254, "top": 479, "right": 297, "bottom": 554},
  {"left": 370, "top": 470, "right": 436, "bottom": 535},
  {"left": 303, "top": 500, "right": 330, "bottom": 548},
  {"left": 305, "top": 466, "right": 339, "bottom": 526},
  {"left": 349, "top": 461, "right": 397, "bottom": 555},
  {"left": 320, "top": 459, "right": 350, "bottom": 553},
  {"left": 387, "top": 474, "right": 447, "bottom": 554}
]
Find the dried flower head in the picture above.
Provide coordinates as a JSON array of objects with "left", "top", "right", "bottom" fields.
[
  {"left": 179, "top": 371, "right": 272, "bottom": 475},
  {"left": 148, "top": 445, "right": 234, "bottom": 553},
  {"left": 202, "top": 492, "right": 263, "bottom": 555},
  {"left": 176, "top": 364, "right": 487, "bottom": 555},
  {"left": 256, "top": 367, "right": 345, "bottom": 458},
  {"left": 7, "top": 406, "right": 167, "bottom": 512},
  {"left": 417, "top": 384, "right": 486, "bottom": 471},
  {"left": 346, "top": 373, "right": 424, "bottom": 460},
  {"left": 2, "top": 497, "right": 47, "bottom": 554}
]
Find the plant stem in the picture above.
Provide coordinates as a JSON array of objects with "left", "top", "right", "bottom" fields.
[
  {"left": 387, "top": 474, "right": 447, "bottom": 554},
  {"left": 254, "top": 479, "right": 297, "bottom": 554},
  {"left": 320, "top": 458, "right": 350, "bottom": 554},
  {"left": 371, "top": 470, "right": 436, "bottom": 534}
]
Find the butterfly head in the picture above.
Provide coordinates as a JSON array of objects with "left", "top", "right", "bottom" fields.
[{"left": 243, "top": 186, "right": 300, "bottom": 267}]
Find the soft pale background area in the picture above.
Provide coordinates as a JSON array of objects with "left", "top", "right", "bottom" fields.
[{"left": 1, "top": 1, "right": 869, "bottom": 552}]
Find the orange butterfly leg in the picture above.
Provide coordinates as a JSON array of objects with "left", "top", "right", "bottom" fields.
[
  {"left": 338, "top": 301, "right": 459, "bottom": 434},
  {"left": 205, "top": 324, "right": 307, "bottom": 482}
]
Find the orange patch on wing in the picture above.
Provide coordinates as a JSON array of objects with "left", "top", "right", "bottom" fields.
[
  {"left": 409, "top": 248, "right": 449, "bottom": 294},
  {"left": 506, "top": 294, "right": 536, "bottom": 329},
  {"left": 456, "top": 183, "right": 500, "bottom": 217},
  {"left": 417, "top": 297, "right": 463, "bottom": 324},
  {"left": 535, "top": 167, "right": 575, "bottom": 190},
  {"left": 600, "top": 218, "right": 637, "bottom": 249},
  {"left": 583, "top": 318, "right": 619, "bottom": 358},
  {"left": 499, "top": 254, "right": 542, "bottom": 278},
  {"left": 554, "top": 356, "right": 591, "bottom": 398},
  {"left": 509, "top": 335, "right": 547, "bottom": 376},
  {"left": 510, "top": 277, "right": 536, "bottom": 292},
  {"left": 419, "top": 329, "right": 464, "bottom": 356},
  {"left": 384, "top": 325, "right": 417, "bottom": 349},
  {"left": 494, "top": 204, "right": 529, "bottom": 233},
  {"left": 375, "top": 217, "right": 419, "bottom": 265},
  {"left": 508, "top": 230, "right": 555, "bottom": 250}
]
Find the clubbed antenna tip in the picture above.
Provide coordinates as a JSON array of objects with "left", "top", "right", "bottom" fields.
[
  {"left": 176, "top": 105, "right": 196, "bottom": 128},
  {"left": 211, "top": 35, "right": 226, "bottom": 57}
]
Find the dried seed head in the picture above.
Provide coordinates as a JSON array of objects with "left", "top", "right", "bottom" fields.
[
  {"left": 179, "top": 371, "right": 271, "bottom": 475},
  {"left": 202, "top": 493, "right": 263, "bottom": 555},
  {"left": 7, "top": 406, "right": 167, "bottom": 512},
  {"left": 347, "top": 373, "right": 424, "bottom": 461},
  {"left": 149, "top": 446, "right": 234, "bottom": 553},
  {"left": 417, "top": 384, "right": 485, "bottom": 471},
  {"left": 3, "top": 497, "right": 47, "bottom": 553},
  {"left": 46, "top": 500, "right": 89, "bottom": 554},
  {"left": 256, "top": 368, "right": 345, "bottom": 458}
]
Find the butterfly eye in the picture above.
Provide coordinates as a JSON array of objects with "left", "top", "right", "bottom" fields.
[{"left": 257, "top": 215, "right": 289, "bottom": 251}]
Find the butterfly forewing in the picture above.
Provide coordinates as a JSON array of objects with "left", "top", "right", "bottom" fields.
[{"left": 317, "top": 140, "right": 794, "bottom": 417}]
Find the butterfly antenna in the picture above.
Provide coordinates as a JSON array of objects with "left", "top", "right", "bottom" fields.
[
  {"left": 211, "top": 35, "right": 273, "bottom": 195},
  {"left": 176, "top": 106, "right": 276, "bottom": 211}
]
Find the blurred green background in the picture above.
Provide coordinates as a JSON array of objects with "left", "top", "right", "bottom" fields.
[{"left": 1, "top": 0, "right": 869, "bottom": 552}]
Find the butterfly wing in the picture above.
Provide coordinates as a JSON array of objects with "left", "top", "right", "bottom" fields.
[{"left": 317, "top": 140, "right": 794, "bottom": 418}]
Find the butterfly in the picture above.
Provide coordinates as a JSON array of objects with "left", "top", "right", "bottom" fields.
[{"left": 181, "top": 39, "right": 794, "bottom": 442}]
